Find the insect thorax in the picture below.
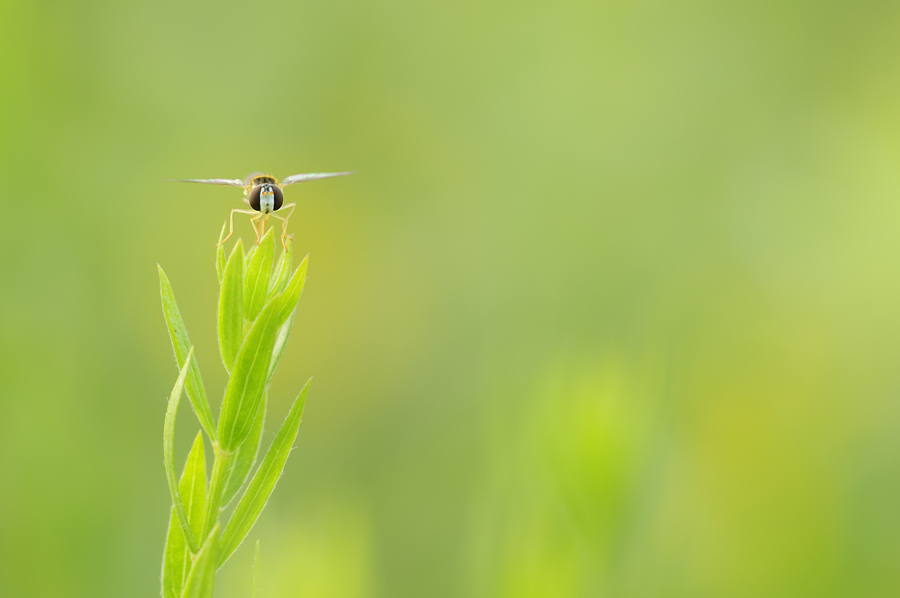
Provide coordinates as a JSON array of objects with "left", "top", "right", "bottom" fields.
[{"left": 250, "top": 175, "right": 277, "bottom": 186}]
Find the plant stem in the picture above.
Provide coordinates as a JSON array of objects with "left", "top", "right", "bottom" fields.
[{"left": 202, "top": 444, "right": 232, "bottom": 540}]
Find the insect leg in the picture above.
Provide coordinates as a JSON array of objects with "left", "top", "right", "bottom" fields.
[
  {"left": 249, "top": 214, "right": 265, "bottom": 244},
  {"left": 270, "top": 203, "right": 296, "bottom": 249},
  {"left": 222, "top": 208, "right": 258, "bottom": 244},
  {"left": 258, "top": 213, "right": 271, "bottom": 242}
]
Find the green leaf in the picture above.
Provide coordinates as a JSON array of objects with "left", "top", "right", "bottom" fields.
[
  {"left": 267, "top": 312, "right": 295, "bottom": 385},
  {"left": 163, "top": 349, "right": 199, "bottom": 554},
  {"left": 162, "top": 432, "right": 208, "bottom": 598},
  {"left": 218, "top": 239, "right": 245, "bottom": 372},
  {"left": 216, "top": 221, "right": 227, "bottom": 285},
  {"left": 267, "top": 239, "right": 293, "bottom": 299},
  {"left": 158, "top": 267, "right": 217, "bottom": 443},
  {"left": 219, "top": 379, "right": 311, "bottom": 566},
  {"left": 218, "top": 298, "right": 281, "bottom": 452},
  {"left": 277, "top": 254, "right": 308, "bottom": 329},
  {"left": 181, "top": 523, "right": 219, "bottom": 598},
  {"left": 221, "top": 390, "right": 266, "bottom": 506},
  {"left": 244, "top": 228, "right": 276, "bottom": 322}
]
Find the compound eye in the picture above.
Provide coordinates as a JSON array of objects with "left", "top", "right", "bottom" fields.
[
  {"left": 273, "top": 186, "right": 284, "bottom": 211},
  {"left": 249, "top": 185, "right": 262, "bottom": 211}
]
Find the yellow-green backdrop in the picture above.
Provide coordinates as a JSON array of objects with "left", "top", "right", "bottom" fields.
[{"left": 3, "top": 0, "right": 900, "bottom": 596}]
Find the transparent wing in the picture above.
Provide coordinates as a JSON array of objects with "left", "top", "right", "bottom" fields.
[
  {"left": 281, "top": 171, "right": 354, "bottom": 186},
  {"left": 163, "top": 178, "right": 246, "bottom": 187}
]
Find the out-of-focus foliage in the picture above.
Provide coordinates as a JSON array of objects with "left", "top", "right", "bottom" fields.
[{"left": 3, "top": 0, "right": 900, "bottom": 596}]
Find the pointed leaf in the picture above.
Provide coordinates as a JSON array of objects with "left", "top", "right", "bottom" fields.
[
  {"left": 221, "top": 390, "right": 266, "bottom": 506},
  {"left": 159, "top": 267, "right": 217, "bottom": 442},
  {"left": 267, "top": 313, "right": 295, "bottom": 385},
  {"left": 163, "top": 349, "right": 199, "bottom": 554},
  {"left": 244, "top": 228, "right": 276, "bottom": 322},
  {"left": 219, "top": 379, "right": 311, "bottom": 566},
  {"left": 216, "top": 222, "right": 227, "bottom": 284},
  {"left": 267, "top": 239, "right": 293, "bottom": 299},
  {"left": 181, "top": 524, "right": 219, "bottom": 598},
  {"left": 216, "top": 245, "right": 226, "bottom": 286},
  {"left": 218, "top": 239, "right": 245, "bottom": 372},
  {"left": 218, "top": 298, "right": 280, "bottom": 452},
  {"left": 162, "top": 432, "right": 208, "bottom": 598},
  {"left": 277, "top": 254, "right": 308, "bottom": 329}
]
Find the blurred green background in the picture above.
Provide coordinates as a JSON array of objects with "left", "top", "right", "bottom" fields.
[{"left": 4, "top": 0, "right": 900, "bottom": 596}]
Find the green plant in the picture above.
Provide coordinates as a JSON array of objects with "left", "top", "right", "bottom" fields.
[{"left": 158, "top": 225, "right": 311, "bottom": 597}]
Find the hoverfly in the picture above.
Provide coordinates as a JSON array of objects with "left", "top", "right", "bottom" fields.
[{"left": 165, "top": 171, "right": 352, "bottom": 246}]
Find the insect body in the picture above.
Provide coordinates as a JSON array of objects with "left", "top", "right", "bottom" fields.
[{"left": 165, "top": 171, "right": 352, "bottom": 246}]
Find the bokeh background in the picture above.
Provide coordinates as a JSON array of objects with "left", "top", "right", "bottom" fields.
[{"left": 4, "top": 0, "right": 900, "bottom": 596}]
